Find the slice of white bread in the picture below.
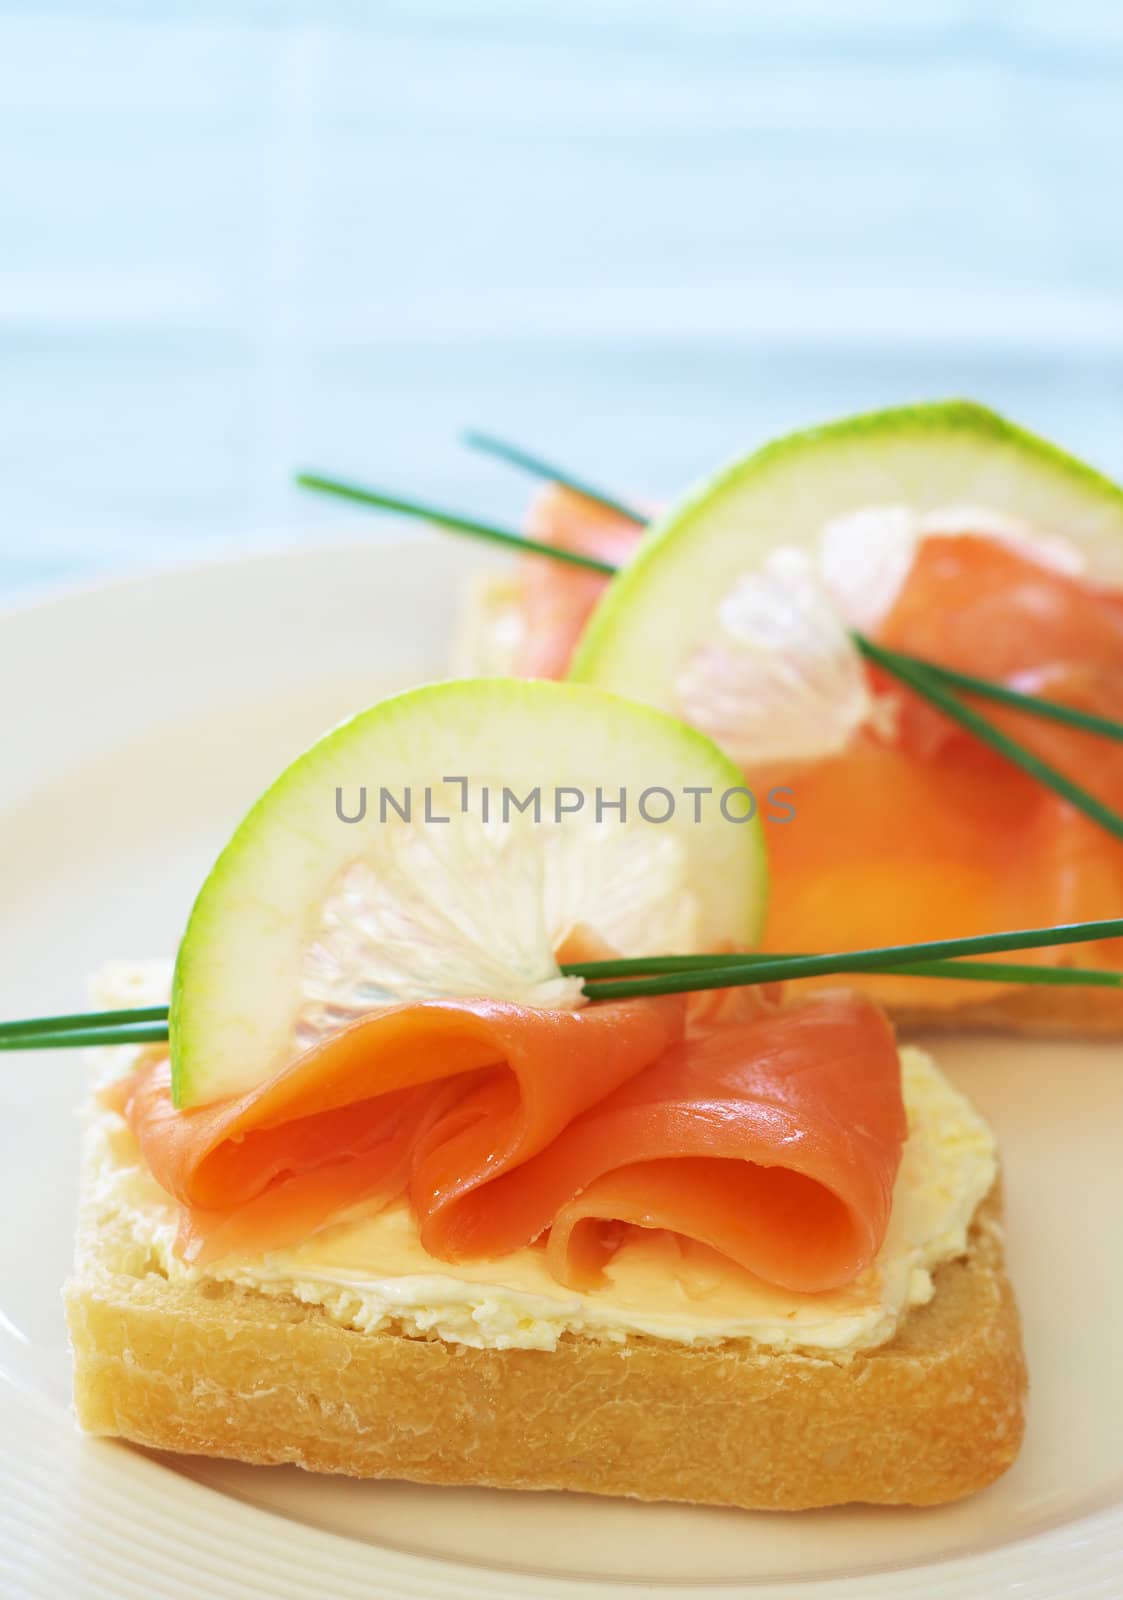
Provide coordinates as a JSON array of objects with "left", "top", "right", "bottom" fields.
[{"left": 66, "top": 1157, "right": 1027, "bottom": 1511}]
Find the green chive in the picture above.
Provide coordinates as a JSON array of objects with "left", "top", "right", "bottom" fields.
[
  {"left": 565, "top": 954, "right": 1121, "bottom": 987},
  {"left": 0, "top": 1004, "right": 169, "bottom": 1039},
  {"left": 4, "top": 919, "right": 1120, "bottom": 1049},
  {"left": 298, "top": 470, "right": 1123, "bottom": 757},
  {"left": 462, "top": 431, "right": 648, "bottom": 526},
  {"left": 295, "top": 473, "right": 615, "bottom": 576},
  {"left": 866, "top": 644, "right": 1123, "bottom": 743},
  {"left": 801, "top": 958, "right": 1120, "bottom": 986},
  {"left": 574, "top": 917, "right": 1123, "bottom": 1000},
  {"left": 0, "top": 1024, "right": 170, "bottom": 1051},
  {"left": 859, "top": 638, "right": 1123, "bottom": 844}
]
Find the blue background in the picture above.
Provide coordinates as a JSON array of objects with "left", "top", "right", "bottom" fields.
[{"left": 3, "top": 2, "right": 1122, "bottom": 594}]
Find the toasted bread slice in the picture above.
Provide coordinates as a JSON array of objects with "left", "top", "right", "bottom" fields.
[{"left": 66, "top": 1152, "right": 1026, "bottom": 1511}]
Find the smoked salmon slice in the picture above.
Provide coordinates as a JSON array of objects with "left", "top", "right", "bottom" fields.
[
  {"left": 416, "top": 991, "right": 904, "bottom": 1294},
  {"left": 114, "top": 995, "right": 684, "bottom": 1263},
  {"left": 111, "top": 990, "right": 904, "bottom": 1294},
  {"left": 515, "top": 485, "right": 645, "bottom": 678},
  {"left": 877, "top": 535, "right": 1123, "bottom": 787},
  {"left": 749, "top": 534, "right": 1123, "bottom": 996}
]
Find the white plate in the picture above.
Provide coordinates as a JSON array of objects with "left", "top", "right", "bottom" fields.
[{"left": 1, "top": 537, "right": 1121, "bottom": 1600}]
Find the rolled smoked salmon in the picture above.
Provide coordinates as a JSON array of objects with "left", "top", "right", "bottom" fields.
[{"left": 109, "top": 990, "right": 904, "bottom": 1294}]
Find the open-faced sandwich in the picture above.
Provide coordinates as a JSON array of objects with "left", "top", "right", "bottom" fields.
[
  {"left": 459, "top": 403, "right": 1123, "bottom": 1034},
  {"left": 62, "top": 679, "right": 1027, "bottom": 1510}
]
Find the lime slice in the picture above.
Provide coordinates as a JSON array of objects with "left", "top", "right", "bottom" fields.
[
  {"left": 171, "top": 679, "right": 765, "bottom": 1107},
  {"left": 571, "top": 401, "right": 1123, "bottom": 758}
]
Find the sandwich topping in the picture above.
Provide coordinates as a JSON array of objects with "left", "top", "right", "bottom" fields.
[
  {"left": 516, "top": 418, "right": 1123, "bottom": 1003},
  {"left": 106, "top": 989, "right": 904, "bottom": 1288},
  {"left": 168, "top": 680, "right": 766, "bottom": 1105},
  {"left": 88, "top": 968, "right": 994, "bottom": 1355},
  {"left": 82, "top": 676, "right": 998, "bottom": 1360},
  {"left": 762, "top": 526, "right": 1123, "bottom": 999}
]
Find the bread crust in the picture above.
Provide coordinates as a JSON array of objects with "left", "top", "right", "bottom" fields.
[
  {"left": 890, "top": 981, "right": 1123, "bottom": 1037},
  {"left": 66, "top": 1177, "right": 1027, "bottom": 1511}
]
